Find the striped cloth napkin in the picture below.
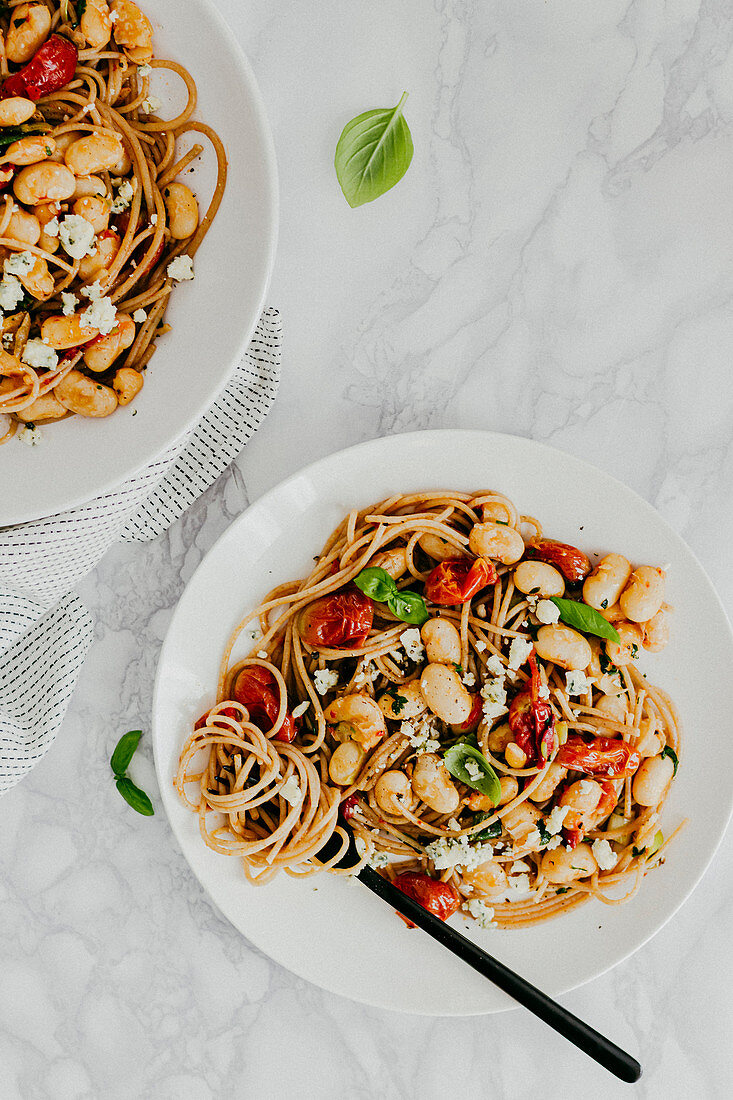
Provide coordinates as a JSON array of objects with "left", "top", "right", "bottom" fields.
[{"left": 0, "top": 307, "right": 281, "bottom": 793}]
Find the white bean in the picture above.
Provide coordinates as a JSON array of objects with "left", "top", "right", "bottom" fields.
[
  {"left": 583, "top": 554, "right": 632, "bottom": 611},
  {"left": 420, "top": 617, "right": 461, "bottom": 665},
  {"left": 535, "top": 624, "right": 592, "bottom": 670},
  {"left": 632, "top": 754, "right": 674, "bottom": 807}
]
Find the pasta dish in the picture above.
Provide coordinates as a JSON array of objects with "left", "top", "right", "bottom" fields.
[
  {"left": 0, "top": 0, "right": 226, "bottom": 444},
  {"left": 176, "top": 491, "right": 682, "bottom": 930}
]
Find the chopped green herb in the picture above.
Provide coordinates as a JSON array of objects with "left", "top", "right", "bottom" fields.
[
  {"left": 556, "top": 887, "right": 571, "bottom": 895},
  {"left": 537, "top": 820, "right": 552, "bottom": 846},
  {"left": 632, "top": 845, "right": 646, "bottom": 858},
  {"left": 661, "top": 745, "right": 679, "bottom": 776},
  {"left": 385, "top": 685, "right": 408, "bottom": 714},
  {"left": 472, "top": 812, "right": 502, "bottom": 842},
  {"left": 452, "top": 663, "right": 464, "bottom": 677},
  {"left": 600, "top": 598, "right": 608, "bottom": 609}
]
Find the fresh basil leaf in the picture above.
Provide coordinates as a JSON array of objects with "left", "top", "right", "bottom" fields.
[
  {"left": 354, "top": 566, "right": 396, "bottom": 602},
  {"left": 443, "top": 743, "right": 501, "bottom": 804},
  {"left": 334, "top": 92, "right": 414, "bottom": 208},
  {"left": 472, "top": 812, "right": 502, "bottom": 841},
  {"left": 661, "top": 745, "right": 679, "bottom": 776},
  {"left": 110, "top": 729, "right": 143, "bottom": 777},
  {"left": 549, "top": 598, "right": 621, "bottom": 643},
  {"left": 387, "top": 589, "right": 429, "bottom": 625},
  {"left": 115, "top": 776, "right": 154, "bottom": 816},
  {"left": 537, "top": 820, "right": 552, "bottom": 846},
  {"left": 448, "top": 731, "right": 479, "bottom": 750}
]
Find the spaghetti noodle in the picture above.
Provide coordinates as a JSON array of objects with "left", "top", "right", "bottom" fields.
[
  {"left": 0, "top": 0, "right": 226, "bottom": 442},
  {"left": 176, "top": 491, "right": 683, "bottom": 929}
]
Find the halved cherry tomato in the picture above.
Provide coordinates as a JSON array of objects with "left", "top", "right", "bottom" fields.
[
  {"left": 299, "top": 587, "right": 373, "bottom": 649},
  {"left": 556, "top": 735, "right": 641, "bottom": 778},
  {"left": 392, "top": 872, "right": 460, "bottom": 924},
  {"left": 194, "top": 706, "right": 238, "bottom": 730},
  {"left": 508, "top": 652, "right": 555, "bottom": 765},
  {"left": 232, "top": 666, "right": 297, "bottom": 743},
  {"left": 1, "top": 35, "right": 78, "bottom": 101},
  {"left": 562, "top": 779, "right": 617, "bottom": 848},
  {"left": 523, "top": 538, "right": 591, "bottom": 583},
  {"left": 424, "top": 557, "right": 497, "bottom": 605}
]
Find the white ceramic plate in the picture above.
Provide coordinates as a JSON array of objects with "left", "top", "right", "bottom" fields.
[
  {"left": 0, "top": 0, "right": 277, "bottom": 526},
  {"left": 153, "top": 430, "right": 733, "bottom": 1015}
]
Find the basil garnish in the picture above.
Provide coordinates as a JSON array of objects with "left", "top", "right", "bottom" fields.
[
  {"left": 661, "top": 745, "right": 679, "bottom": 775},
  {"left": 334, "top": 92, "right": 414, "bottom": 207},
  {"left": 549, "top": 597, "right": 621, "bottom": 643},
  {"left": 111, "top": 729, "right": 154, "bottom": 817},
  {"left": 354, "top": 566, "right": 428, "bottom": 625},
  {"left": 443, "top": 743, "right": 501, "bottom": 805},
  {"left": 472, "top": 812, "right": 502, "bottom": 841}
]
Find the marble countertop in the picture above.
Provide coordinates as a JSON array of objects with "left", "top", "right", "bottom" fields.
[{"left": 2, "top": 1, "right": 733, "bottom": 1096}]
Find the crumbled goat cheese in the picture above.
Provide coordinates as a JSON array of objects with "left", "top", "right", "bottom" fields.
[
  {"left": 140, "top": 96, "right": 162, "bottom": 114},
  {"left": 446, "top": 817, "right": 461, "bottom": 832},
  {"left": 18, "top": 424, "right": 42, "bottom": 446},
  {"left": 537, "top": 681, "right": 550, "bottom": 701},
  {"left": 150, "top": 213, "right": 158, "bottom": 225},
  {"left": 565, "top": 669, "right": 592, "bottom": 697},
  {"left": 80, "top": 295, "right": 117, "bottom": 335},
  {"left": 132, "top": 308, "right": 148, "bottom": 323},
  {"left": 484, "top": 654, "right": 504, "bottom": 677},
  {"left": 61, "top": 291, "right": 78, "bottom": 316},
  {"left": 401, "top": 715, "right": 440, "bottom": 755},
  {"left": 462, "top": 670, "right": 476, "bottom": 688},
  {"left": 474, "top": 639, "right": 487, "bottom": 652},
  {"left": 2, "top": 332, "right": 13, "bottom": 348},
  {"left": 522, "top": 827, "right": 544, "bottom": 851},
  {"left": 81, "top": 280, "right": 103, "bottom": 301},
  {"left": 536, "top": 599, "right": 560, "bottom": 624},
  {"left": 507, "top": 636, "right": 533, "bottom": 671},
  {"left": 425, "top": 836, "right": 494, "bottom": 872},
  {"left": 463, "top": 899, "right": 496, "bottom": 928},
  {"left": 313, "top": 668, "right": 339, "bottom": 695},
  {"left": 480, "top": 667, "right": 507, "bottom": 724},
  {"left": 355, "top": 837, "right": 390, "bottom": 868},
  {"left": 592, "top": 838, "right": 618, "bottom": 871},
  {"left": 545, "top": 804, "right": 570, "bottom": 835},
  {"left": 4, "top": 251, "right": 34, "bottom": 276},
  {"left": 503, "top": 873, "right": 533, "bottom": 900},
  {"left": 167, "top": 254, "right": 194, "bottom": 281},
  {"left": 110, "top": 179, "right": 134, "bottom": 213},
  {"left": 353, "top": 660, "right": 376, "bottom": 688},
  {"left": 464, "top": 757, "right": 483, "bottom": 783},
  {"left": 510, "top": 860, "right": 531, "bottom": 874},
  {"left": 544, "top": 835, "right": 562, "bottom": 850},
  {"left": 578, "top": 779, "right": 598, "bottom": 801},
  {"left": 137, "top": 62, "right": 152, "bottom": 77},
  {"left": 0, "top": 275, "right": 25, "bottom": 310},
  {"left": 21, "top": 339, "right": 58, "bottom": 371},
  {"left": 256, "top": 650, "right": 269, "bottom": 659},
  {"left": 400, "top": 627, "right": 425, "bottom": 662},
  {"left": 291, "top": 701, "right": 310, "bottom": 719},
  {"left": 279, "top": 775, "right": 302, "bottom": 806},
  {"left": 58, "top": 215, "right": 96, "bottom": 260},
  {"left": 44, "top": 217, "right": 59, "bottom": 238}
]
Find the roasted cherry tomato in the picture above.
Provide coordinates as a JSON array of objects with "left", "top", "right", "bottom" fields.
[
  {"left": 556, "top": 735, "right": 641, "bottom": 778},
  {"left": 194, "top": 706, "right": 238, "bottom": 730},
  {"left": 299, "top": 587, "right": 373, "bottom": 649},
  {"left": 392, "top": 872, "right": 461, "bottom": 924},
  {"left": 232, "top": 666, "right": 297, "bottom": 743},
  {"left": 508, "top": 653, "right": 555, "bottom": 765},
  {"left": 523, "top": 538, "right": 591, "bottom": 583},
  {"left": 562, "top": 779, "right": 617, "bottom": 848},
  {"left": 1, "top": 35, "right": 78, "bottom": 101},
  {"left": 424, "top": 557, "right": 497, "bottom": 605}
]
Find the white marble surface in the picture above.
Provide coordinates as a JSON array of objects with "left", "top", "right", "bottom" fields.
[{"left": 2, "top": 0, "right": 733, "bottom": 1096}]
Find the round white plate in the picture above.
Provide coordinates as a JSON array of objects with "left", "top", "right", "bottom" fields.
[
  {"left": 153, "top": 430, "right": 733, "bottom": 1015},
  {"left": 0, "top": 0, "right": 277, "bottom": 526}
]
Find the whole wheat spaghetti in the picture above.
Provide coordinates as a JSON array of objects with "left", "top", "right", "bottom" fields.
[
  {"left": 176, "top": 491, "right": 683, "bottom": 929},
  {"left": 0, "top": 0, "right": 226, "bottom": 444}
]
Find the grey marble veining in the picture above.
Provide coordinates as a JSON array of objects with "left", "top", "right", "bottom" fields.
[{"left": 2, "top": 1, "right": 733, "bottom": 1096}]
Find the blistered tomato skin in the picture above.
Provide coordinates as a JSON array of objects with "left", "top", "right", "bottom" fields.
[
  {"left": 424, "top": 558, "right": 497, "bottom": 605},
  {"left": 392, "top": 872, "right": 461, "bottom": 922},
  {"left": 0, "top": 36, "right": 78, "bottom": 101},
  {"left": 556, "top": 735, "right": 641, "bottom": 778},
  {"left": 299, "top": 588, "right": 374, "bottom": 649},
  {"left": 507, "top": 653, "right": 555, "bottom": 765},
  {"left": 232, "top": 666, "right": 298, "bottom": 742},
  {"left": 523, "top": 539, "right": 592, "bottom": 583},
  {"left": 194, "top": 706, "right": 238, "bottom": 730}
]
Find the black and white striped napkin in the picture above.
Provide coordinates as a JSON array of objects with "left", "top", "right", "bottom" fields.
[{"left": 0, "top": 307, "right": 281, "bottom": 793}]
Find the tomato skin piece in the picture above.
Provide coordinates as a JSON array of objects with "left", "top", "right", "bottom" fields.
[
  {"left": 556, "top": 735, "right": 641, "bottom": 778},
  {"left": 299, "top": 587, "right": 373, "bottom": 649},
  {"left": 194, "top": 706, "right": 238, "bottom": 730},
  {"left": 1, "top": 36, "right": 78, "bottom": 101},
  {"left": 424, "top": 558, "right": 497, "bottom": 605},
  {"left": 455, "top": 693, "right": 482, "bottom": 732},
  {"left": 523, "top": 538, "right": 591, "bottom": 583},
  {"left": 392, "top": 872, "right": 461, "bottom": 923},
  {"left": 340, "top": 793, "right": 360, "bottom": 820},
  {"left": 232, "top": 666, "right": 298, "bottom": 743},
  {"left": 507, "top": 654, "right": 555, "bottom": 765}
]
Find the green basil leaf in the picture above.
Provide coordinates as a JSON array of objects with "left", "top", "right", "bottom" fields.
[
  {"left": 472, "top": 812, "right": 502, "bottom": 841},
  {"left": 387, "top": 589, "right": 429, "bottom": 626},
  {"left": 334, "top": 92, "right": 414, "bottom": 208},
  {"left": 110, "top": 729, "right": 143, "bottom": 777},
  {"left": 353, "top": 566, "right": 396, "bottom": 602},
  {"left": 661, "top": 745, "right": 679, "bottom": 776},
  {"left": 115, "top": 776, "right": 154, "bottom": 816},
  {"left": 549, "top": 598, "right": 621, "bottom": 643},
  {"left": 537, "top": 820, "right": 552, "bottom": 847},
  {"left": 443, "top": 743, "right": 501, "bottom": 804}
]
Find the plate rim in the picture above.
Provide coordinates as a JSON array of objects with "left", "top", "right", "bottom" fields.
[
  {"left": 152, "top": 427, "right": 733, "bottom": 1015},
  {"left": 0, "top": 0, "right": 279, "bottom": 527}
]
